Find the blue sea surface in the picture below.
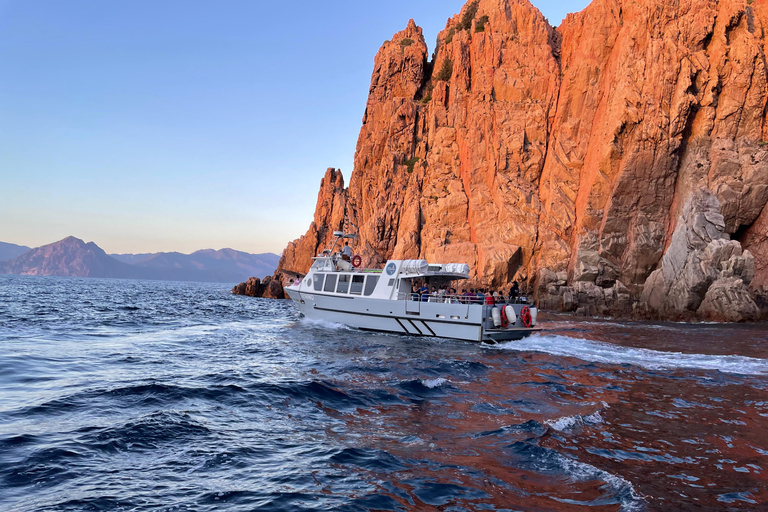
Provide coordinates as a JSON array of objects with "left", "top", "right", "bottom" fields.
[{"left": 1, "top": 274, "right": 767, "bottom": 511}]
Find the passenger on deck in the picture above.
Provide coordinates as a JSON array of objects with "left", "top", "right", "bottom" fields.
[
  {"left": 419, "top": 283, "right": 429, "bottom": 302},
  {"left": 341, "top": 242, "right": 352, "bottom": 261},
  {"left": 509, "top": 281, "right": 519, "bottom": 303}
]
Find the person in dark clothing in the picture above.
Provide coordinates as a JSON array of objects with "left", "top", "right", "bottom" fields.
[
  {"left": 509, "top": 281, "right": 519, "bottom": 303},
  {"left": 419, "top": 283, "right": 429, "bottom": 302}
]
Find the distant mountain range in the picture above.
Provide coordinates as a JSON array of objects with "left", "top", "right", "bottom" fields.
[
  {"left": 0, "top": 236, "right": 279, "bottom": 283},
  {"left": 0, "top": 241, "right": 31, "bottom": 262}
]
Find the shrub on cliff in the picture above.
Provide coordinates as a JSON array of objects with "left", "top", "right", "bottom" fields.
[
  {"left": 444, "top": 27, "right": 456, "bottom": 44},
  {"left": 459, "top": 1, "right": 479, "bottom": 30},
  {"left": 436, "top": 58, "right": 453, "bottom": 81},
  {"left": 475, "top": 15, "right": 489, "bottom": 32},
  {"left": 404, "top": 156, "right": 420, "bottom": 173},
  {"left": 400, "top": 38, "right": 413, "bottom": 46}
]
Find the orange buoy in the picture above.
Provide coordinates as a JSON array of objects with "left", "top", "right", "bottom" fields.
[{"left": 521, "top": 306, "right": 532, "bottom": 328}]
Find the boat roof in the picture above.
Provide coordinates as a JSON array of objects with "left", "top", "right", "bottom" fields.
[{"left": 310, "top": 257, "right": 470, "bottom": 279}]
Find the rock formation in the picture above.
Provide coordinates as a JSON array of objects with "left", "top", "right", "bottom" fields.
[
  {"left": 277, "top": 0, "right": 768, "bottom": 321},
  {"left": 231, "top": 275, "right": 287, "bottom": 299},
  {"left": 640, "top": 189, "right": 758, "bottom": 320}
]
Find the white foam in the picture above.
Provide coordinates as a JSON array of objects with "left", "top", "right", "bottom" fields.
[
  {"left": 493, "top": 334, "right": 768, "bottom": 376},
  {"left": 546, "top": 410, "right": 604, "bottom": 431},
  {"left": 547, "top": 415, "right": 581, "bottom": 431},
  {"left": 557, "top": 455, "right": 646, "bottom": 511},
  {"left": 298, "top": 318, "right": 351, "bottom": 331},
  {"left": 421, "top": 377, "right": 448, "bottom": 388}
]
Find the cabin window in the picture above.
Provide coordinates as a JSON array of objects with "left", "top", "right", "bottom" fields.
[
  {"left": 364, "top": 276, "right": 379, "bottom": 296},
  {"left": 313, "top": 274, "right": 324, "bottom": 291},
  {"left": 336, "top": 274, "right": 350, "bottom": 294},
  {"left": 350, "top": 275, "right": 364, "bottom": 295},
  {"left": 324, "top": 274, "right": 337, "bottom": 292}
]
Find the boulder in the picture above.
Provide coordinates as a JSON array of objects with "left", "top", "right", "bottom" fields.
[
  {"left": 232, "top": 274, "right": 287, "bottom": 299},
  {"left": 697, "top": 277, "right": 760, "bottom": 322}
]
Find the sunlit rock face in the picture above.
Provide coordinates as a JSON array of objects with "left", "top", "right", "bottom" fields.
[{"left": 278, "top": 0, "right": 768, "bottom": 320}]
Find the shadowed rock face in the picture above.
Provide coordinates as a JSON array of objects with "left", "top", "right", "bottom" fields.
[{"left": 277, "top": 0, "right": 768, "bottom": 320}]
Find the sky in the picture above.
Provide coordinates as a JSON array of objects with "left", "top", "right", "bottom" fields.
[{"left": 0, "top": 0, "right": 589, "bottom": 255}]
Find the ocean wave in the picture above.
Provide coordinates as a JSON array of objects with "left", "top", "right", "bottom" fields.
[
  {"left": 555, "top": 454, "right": 646, "bottom": 511},
  {"left": 421, "top": 377, "right": 448, "bottom": 388},
  {"left": 506, "top": 442, "right": 646, "bottom": 511},
  {"left": 493, "top": 334, "right": 768, "bottom": 375},
  {"left": 546, "top": 408, "right": 606, "bottom": 432}
]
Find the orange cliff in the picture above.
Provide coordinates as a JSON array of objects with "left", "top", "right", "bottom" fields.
[{"left": 276, "top": 0, "right": 768, "bottom": 321}]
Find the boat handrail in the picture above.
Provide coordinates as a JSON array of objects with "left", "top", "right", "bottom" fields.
[{"left": 394, "top": 292, "right": 530, "bottom": 304}]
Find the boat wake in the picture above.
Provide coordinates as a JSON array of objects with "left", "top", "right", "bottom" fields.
[
  {"left": 493, "top": 334, "right": 768, "bottom": 376},
  {"left": 297, "top": 317, "right": 351, "bottom": 331}
]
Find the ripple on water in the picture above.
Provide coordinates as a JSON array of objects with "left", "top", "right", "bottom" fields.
[{"left": 1, "top": 275, "right": 767, "bottom": 511}]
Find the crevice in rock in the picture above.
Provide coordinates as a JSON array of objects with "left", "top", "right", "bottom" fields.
[{"left": 733, "top": 222, "right": 752, "bottom": 244}]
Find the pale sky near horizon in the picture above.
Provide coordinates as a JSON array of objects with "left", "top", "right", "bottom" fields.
[{"left": 1, "top": 0, "right": 589, "bottom": 255}]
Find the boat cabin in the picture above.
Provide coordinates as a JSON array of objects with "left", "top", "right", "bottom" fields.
[{"left": 305, "top": 255, "right": 472, "bottom": 302}]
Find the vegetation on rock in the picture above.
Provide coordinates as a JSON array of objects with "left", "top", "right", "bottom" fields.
[
  {"left": 459, "top": 1, "right": 479, "bottom": 31},
  {"left": 436, "top": 58, "right": 453, "bottom": 81},
  {"left": 475, "top": 15, "right": 489, "bottom": 32}
]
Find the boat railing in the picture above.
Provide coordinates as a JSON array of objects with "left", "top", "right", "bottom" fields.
[{"left": 395, "top": 292, "right": 530, "bottom": 305}]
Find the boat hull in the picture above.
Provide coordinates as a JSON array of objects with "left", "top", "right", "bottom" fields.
[{"left": 285, "top": 288, "right": 538, "bottom": 343}]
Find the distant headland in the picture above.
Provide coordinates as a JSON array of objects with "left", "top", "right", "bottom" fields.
[{"left": 0, "top": 236, "right": 279, "bottom": 284}]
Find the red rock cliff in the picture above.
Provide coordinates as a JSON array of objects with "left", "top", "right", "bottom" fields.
[{"left": 278, "top": 0, "right": 768, "bottom": 320}]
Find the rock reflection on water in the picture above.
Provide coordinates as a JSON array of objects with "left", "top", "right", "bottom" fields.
[{"left": 315, "top": 320, "right": 768, "bottom": 511}]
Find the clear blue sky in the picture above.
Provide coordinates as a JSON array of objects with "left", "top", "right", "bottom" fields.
[{"left": 0, "top": 0, "right": 588, "bottom": 255}]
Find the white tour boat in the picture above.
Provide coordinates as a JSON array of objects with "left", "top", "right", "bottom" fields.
[{"left": 284, "top": 232, "right": 541, "bottom": 342}]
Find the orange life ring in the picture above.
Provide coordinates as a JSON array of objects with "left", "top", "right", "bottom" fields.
[
  {"left": 521, "top": 306, "right": 532, "bottom": 328},
  {"left": 500, "top": 306, "right": 509, "bottom": 328},
  {"left": 351, "top": 255, "right": 362, "bottom": 268}
]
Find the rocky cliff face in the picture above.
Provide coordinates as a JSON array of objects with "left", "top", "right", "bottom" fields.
[{"left": 278, "top": 0, "right": 768, "bottom": 320}]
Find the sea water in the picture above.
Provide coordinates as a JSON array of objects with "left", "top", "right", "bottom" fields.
[{"left": 1, "top": 274, "right": 767, "bottom": 511}]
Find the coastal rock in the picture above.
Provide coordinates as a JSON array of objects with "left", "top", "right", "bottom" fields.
[
  {"left": 697, "top": 276, "right": 760, "bottom": 322},
  {"left": 231, "top": 275, "right": 287, "bottom": 299},
  {"left": 277, "top": 0, "right": 768, "bottom": 322},
  {"left": 741, "top": 198, "right": 768, "bottom": 292},
  {"left": 278, "top": 168, "right": 347, "bottom": 276},
  {"left": 642, "top": 190, "right": 757, "bottom": 319}
]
